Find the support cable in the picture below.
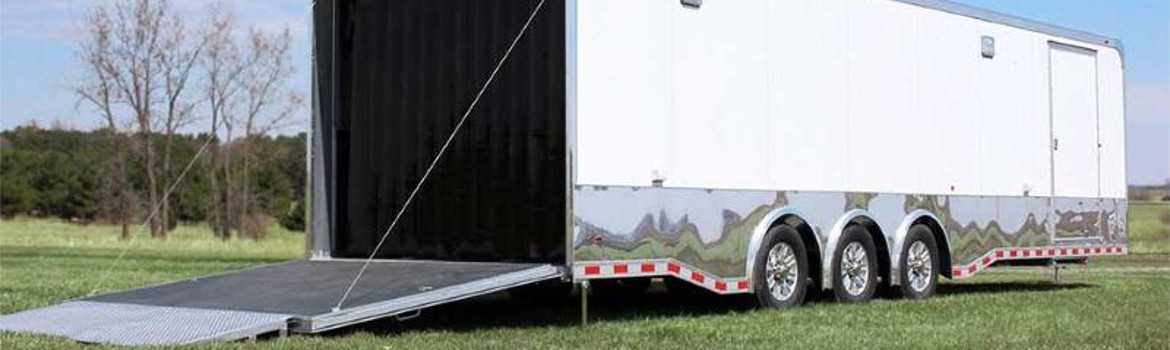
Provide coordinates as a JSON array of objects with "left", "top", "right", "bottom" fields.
[
  {"left": 89, "top": 134, "right": 217, "bottom": 296},
  {"left": 332, "top": 0, "right": 548, "bottom": 311}
]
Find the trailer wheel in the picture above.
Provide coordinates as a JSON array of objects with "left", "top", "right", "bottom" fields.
[
  {"left": 832, "top": 225, "right": 879, "bottom": 303},
  {"left": 898, "top": 224, "right": 939, "bottom": 299},
  {"left": 753, "top": 225, "right": 809, "bottom": 308}
]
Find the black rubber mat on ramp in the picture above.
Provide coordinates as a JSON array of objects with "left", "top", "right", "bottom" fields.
[{"left": 86, "top": 260, "right": 547, "bottom": 316}]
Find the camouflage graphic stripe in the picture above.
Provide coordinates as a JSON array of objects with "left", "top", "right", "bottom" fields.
[{"left": 572, "top": 186, "right": 1127, "bottom": 282}]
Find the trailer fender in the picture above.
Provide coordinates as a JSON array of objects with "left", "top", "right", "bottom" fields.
[
  {"left": 821, "top": 209, "right": 876, "bottom": 290},
  {"left": 744, "top": 208, "right": 812, "bottom": 285},
  {"left": 889, "top": 210, "right": 950, "bottom": 285}
]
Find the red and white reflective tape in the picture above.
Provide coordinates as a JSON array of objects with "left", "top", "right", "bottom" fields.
[
  {"left": 575, "top": 245, "right": 1126, "bottom": 293},
  {"left": 951, "top": 245, "right": 1128, "bottom": 278},
  {"left": 574, "top": 259, "right": 751, "bottom": 295}
]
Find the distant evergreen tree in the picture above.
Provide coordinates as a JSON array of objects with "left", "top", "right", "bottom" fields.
[{"left": 0, "top": 127, "right": 306, "bottom": 231}]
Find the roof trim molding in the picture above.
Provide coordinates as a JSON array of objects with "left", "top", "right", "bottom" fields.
[{"left": 892, "top": 0, "right": 1124, "bottom": 55}]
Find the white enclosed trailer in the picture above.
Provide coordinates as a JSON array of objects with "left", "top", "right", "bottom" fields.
[
  {"left": 564, "top": 0, "right": 1127, "bottom": 305},
  {"left": 0, "top": 0, "right": 1128, "bottom": 345}
]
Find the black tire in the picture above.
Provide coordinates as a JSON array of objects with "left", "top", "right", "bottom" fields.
[
  {"left": 832, "top": 225, "right": 880, "bottom": 303},
  {"left": 752, "top": 225, "right": 809, "bottom": 308},
  {"left": 591, "top": 278, "right": 652, "bottom": 297},
  {"left": 898, "top": 224, "right": 939, "bottom": 300}
]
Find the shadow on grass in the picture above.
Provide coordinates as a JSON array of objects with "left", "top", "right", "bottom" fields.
[
  {"left": 937, "top": 281, "right": 1093, "bottom": 296},
  {"left": 326, "top": 283, "right": 750, "bottom": 337},
  {"left": 323, "top": 279, "right": 1095, "bottom": 338}
]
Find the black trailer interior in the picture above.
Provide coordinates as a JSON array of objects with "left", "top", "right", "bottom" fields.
[{"left": 320, "top": 0, "right": 567, "bottom": 263}]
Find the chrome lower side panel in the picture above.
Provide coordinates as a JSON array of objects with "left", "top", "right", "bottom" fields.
[
  {"left": 572, "top": 186, "right": 1127, "bottom": 287},
  {"left": 1054, "top": 197, "right": 1127, "bottom": 243}
]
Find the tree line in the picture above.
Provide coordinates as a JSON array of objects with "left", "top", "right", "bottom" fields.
[
  {"left": 0, "top": 0, "right": 305, "bottom": 240},
  {"left": 0, "top": 125, "right": 307, "bottom": 235}
]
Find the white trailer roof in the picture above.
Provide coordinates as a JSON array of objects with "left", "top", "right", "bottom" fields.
[{"left": 895, "top": 0, "right": 1123, "bottom": 53}]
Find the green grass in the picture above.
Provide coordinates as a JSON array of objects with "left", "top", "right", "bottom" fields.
[
  {"left": 1, "top": 217, "right": 1168, "bottom": 350},
  {"left": 0, "top": 218, "right": 304, "bottom": 313},
  {"left": 1129, "top": 202, "right": 1170, "bottom": 254},
  {"left": 0, "top": 217, "right": 304, "bottom": 258}
]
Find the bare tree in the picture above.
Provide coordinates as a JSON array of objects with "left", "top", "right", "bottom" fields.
[
  {"left": 237, "top": 27, "right": 302, "bottom": 239},
  {"left": 157, "top": 8, "right": 208, "bottom": 233},
  {"left": 201, "top": 4, "right": 247, "bottom": 239},
  {"left": 75, "top": 0, "right": 303, "bottom": 240},
  {"left": 199, "top": 5, "right": 302, "bottom": 239},
  {"left": 75, "top": 7, "right": 133, "bottom": 239},
  {"left": 74, "top": 0, "right": 209, "bottom": 238},
  {"left": 98, "top": 0, "right": 171, "bottom": 237}
]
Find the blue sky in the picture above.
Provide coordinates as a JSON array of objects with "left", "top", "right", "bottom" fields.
[{"left": 1, "top": 0, "right": 1167, "bottom": 184}]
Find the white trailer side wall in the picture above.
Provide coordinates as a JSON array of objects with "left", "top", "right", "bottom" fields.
[
  {"left": 769, "top": 0, "right": 851, "bottom": 192},
  {"left": 574, "top": 1, "right": 672, "bottom": 187},
  {"left": 1097, "top": 51, "right": 1127, "bottom": 199},
  {"left": 572, "top": 0, "right": 1126, "bottom": 199}
]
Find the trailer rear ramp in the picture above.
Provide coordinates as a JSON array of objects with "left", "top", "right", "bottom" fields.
[{"left": 0, "top": 260, "right": 562, "bottom": 346}]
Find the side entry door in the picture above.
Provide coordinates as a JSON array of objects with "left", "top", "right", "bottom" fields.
[{"left": 1048, "top": 42, "right": 1102, "bottom": 242}]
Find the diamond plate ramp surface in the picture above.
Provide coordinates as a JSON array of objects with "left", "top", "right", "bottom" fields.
[{"left": 0, "top": 301, "right": 292, "bottom": 346}]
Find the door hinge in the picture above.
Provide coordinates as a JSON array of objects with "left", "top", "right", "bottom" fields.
[{"left": 1052, "top": 138, "right": 1060, "bottom": 151}]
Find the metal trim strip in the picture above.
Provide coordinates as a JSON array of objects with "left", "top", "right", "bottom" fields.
[
  {"left": 299, "top": 264, "right": 563, "bottom": 333},
  {"left": 891, "top": 0, "right": 1123, "bottom": 54},
  {"left": 574, "top": 259, "right": 752, "bottom": 295},
  {"left": 950, "top": 245, "right": 1127, "bottom": 278},
  {"left": 564, "top": 0, "right": 580, "bottom": 274}
]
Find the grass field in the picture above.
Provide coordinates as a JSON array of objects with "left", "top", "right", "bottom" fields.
[
  {"left": 1129, "top": 202, "right": 1170, "bottom": 254},
  {"left": 1, "top": 205, "right": 1167, "bottom": 350}
]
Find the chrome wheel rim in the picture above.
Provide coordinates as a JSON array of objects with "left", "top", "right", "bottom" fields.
[
  {"left": 906, "top": 241, "right": 933, "bottom": 292},
  {"left": 840, "top": 242, "right": 870, "bottom": 296},
  {"left": 765, "top": 242, "right": 799, "bottom": 301}
]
